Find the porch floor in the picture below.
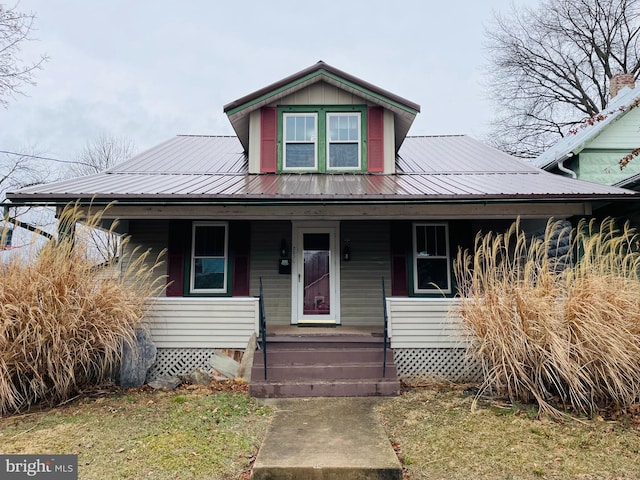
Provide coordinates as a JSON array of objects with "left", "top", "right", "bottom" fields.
[{"left": 266, "top": 323, "right": 383, "bottom": 336}]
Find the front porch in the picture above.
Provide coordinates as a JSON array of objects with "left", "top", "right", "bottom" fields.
[{"left": 143, "top": 296, "right": 480, "bottom": 391}]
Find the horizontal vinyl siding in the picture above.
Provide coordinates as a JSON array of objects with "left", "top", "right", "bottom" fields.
[
  {"left": 388, "top": 298, "right": 466, "bottom": 348},
  {"left": 122, "top": 219, "right": 169, "bottom": 295},
  {"left": 250, "top": 221, "right": 292, "bottom": 325},
  {"left": 587, "top": 107, "right": 640, "bottom": 149},
  {"left": 145, "top": 297, "right": 258, "bottom": 348},
  {"left": 340, "top": 221, "right": 391, "bottom": 325}
]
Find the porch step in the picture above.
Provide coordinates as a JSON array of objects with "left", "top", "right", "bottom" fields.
[
  {"left": 249, "top": 378, "right": 400, "bottom": 398},
  {"left": 249, "top": 333, "right": 400, "bottom": 398}
]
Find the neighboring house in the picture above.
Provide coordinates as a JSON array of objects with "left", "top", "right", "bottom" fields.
[
  {"left": 6, "top": 62, "right": 636, "bottom": 395},
  {"left": 534, "top": 74, "right": 640, "bottom": 191}
]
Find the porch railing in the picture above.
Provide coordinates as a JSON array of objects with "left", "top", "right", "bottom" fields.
[
  {"left": 257, "top": 277, "right": 267, "bottom": 380},
  {"left": 382, "top": 277, "right": 388, "bottom": 378}
]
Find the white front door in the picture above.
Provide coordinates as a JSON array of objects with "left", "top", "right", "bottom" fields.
[{"left": 291, "top": 222, "right": 340, "bottom": 325}]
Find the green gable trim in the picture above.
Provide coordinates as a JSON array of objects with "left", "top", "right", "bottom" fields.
[
  {"left": 226, "top": 69, "right": 419, "bottom": 117},
  {"left": 276, "top": 105, "right": 368, "bottom": 173}
]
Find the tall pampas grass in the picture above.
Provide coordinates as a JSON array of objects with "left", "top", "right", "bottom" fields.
[
  {"left": 454, "top": 218, "right": 640, "bottom": 418},
  {"left": 0, "top": 203, "right": 165, "bottom": 414}
]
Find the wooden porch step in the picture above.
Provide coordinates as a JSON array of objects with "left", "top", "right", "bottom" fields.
[
  {"left": 255, "top": 346, "right": 393, "bottom": 364},
  {"left": 249, "top": 378, "right": 400, "bottom": 398},
  {"left": 249, "top": 332, "right": 400, "bottom": 398},
  {"left": 252, "top": 362, "right": 397, "bottom": 381}
]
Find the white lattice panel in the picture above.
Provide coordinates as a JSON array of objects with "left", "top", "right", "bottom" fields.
[
  {"left": 394, "top": 348, "right": 483, "bottom": 384},
  {"left": 147, "top": 348, "right": 217, "bottom": 381}
]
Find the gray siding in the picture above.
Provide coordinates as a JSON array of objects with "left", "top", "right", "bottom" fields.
[
  {"left": 340, "top": 221, "right": 391, "bottom": 325},
  {"left": 250, "top": 221, "right": 292, "bottom": 325},
  {"left": 122, "top": 219, "right": 169, "bottom": 296}
]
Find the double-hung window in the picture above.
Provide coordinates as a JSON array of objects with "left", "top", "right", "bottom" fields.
[
  {"left": 283, "top": 113, "right": 317, "bottom": 170},
  {"left": 413, "top": 223, "right": 451, "bottom": 293},
  {"left": 280, "top": 106, "right": 366, "bottom": 172},
  {"left": 191, "top": 222, "right": 228, "bottom": 293},
  {"left": 327, "top": 113, "right": 361, "bottom": 170}
]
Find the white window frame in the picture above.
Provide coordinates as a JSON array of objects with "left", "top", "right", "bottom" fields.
[
  {"left": 413, "top": 222, "right": 451, "bottom": 294},
  {"left": 326, "top": 112, "right": 362, "bottom": 171},
  {"left": 283, "top": 112, "right": 318, "bottom": 171},
  {"left": 190, "top": 221, "right": 228, "bottom": 294}
]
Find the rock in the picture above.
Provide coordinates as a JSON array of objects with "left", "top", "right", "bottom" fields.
[
  {"left": 184, "top": 368, "right": 211, "bottom": 385},
  {"left": 209, "top": 349, "right": 241, "bottom": 378},
  {"left": 119, "top": 328, "right": 157, "bottom": 388},
  {"left": 237, "top": 333, "right": 257, "bottom": 382},
  {"left": 148, "top": 376, "right": 182, "bottom": 390}
]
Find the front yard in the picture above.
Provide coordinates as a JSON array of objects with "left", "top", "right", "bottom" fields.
[{"left": 1, "top": 382, "right": 639, "bottom": 479}]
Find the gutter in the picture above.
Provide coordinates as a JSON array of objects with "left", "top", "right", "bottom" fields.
[{"left": 557, "top": 153, "right": 577, "bottom": 179}]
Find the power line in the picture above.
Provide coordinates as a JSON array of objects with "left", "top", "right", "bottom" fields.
[{"left": 0, "top": 150, "right": 93, "bottom": 167}]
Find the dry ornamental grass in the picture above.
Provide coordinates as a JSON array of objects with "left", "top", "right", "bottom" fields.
[
  {"left": 454, "top": 218, "right": 640, "bottom": 418},
  {"left": 0, "top": 203, "right": 165, "bottom": 414}
]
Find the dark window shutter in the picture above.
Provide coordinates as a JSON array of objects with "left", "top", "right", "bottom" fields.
[
  {"left": 367, "top": 106, "right": 384, "bottom": 173},
  {"left": 166, "top": 220, "right": 190, "bottom": 297},
  {"left": 391, "top": 255, "right": 408, "bottom": 297},
  {"left": 390, "top": 221, "right": 411, "bottom": 296},
  {"left": 260, "top": 107, "right": 277, "bottom": 173},
  {"left": 231, "top": 221, "right": 251, "bottom": 296}
]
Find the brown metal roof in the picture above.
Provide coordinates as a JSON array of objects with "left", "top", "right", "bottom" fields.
[
  {"left": 7, "top": 135, "right": 635, "bottom": 204},
  {"left": 223, "top": 61, "right": 421, "bottom": 115}
]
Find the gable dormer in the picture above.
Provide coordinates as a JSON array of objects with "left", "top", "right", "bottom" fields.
[{"left": 223, "top": 61, "right": 420, "bottom": 174}]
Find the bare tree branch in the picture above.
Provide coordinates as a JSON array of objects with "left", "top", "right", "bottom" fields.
[
  {"left": 67, "top": 132, "right": 135, "bottom": 177},
  {"left": 485, "top": 0, "right": 640, "bottom": 157},
  {"left": 0, "top": 2, "right": 48, "bottom": 108}
]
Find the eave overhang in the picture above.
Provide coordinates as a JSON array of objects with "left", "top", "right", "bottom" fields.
[{"left": 223, "top": 61, "right": 420, "bottom": 152}]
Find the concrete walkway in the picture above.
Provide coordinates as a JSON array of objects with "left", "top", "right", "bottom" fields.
[{"left": 251, "top": 397, "right": 402, "bottom": 480}]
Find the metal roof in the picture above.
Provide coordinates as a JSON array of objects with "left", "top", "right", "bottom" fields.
[
  {"left": 7, "top": 134, "right": 635, "bottom": 204},
  {"left": 534, "top": 84, "right": 640, "bottom": 170}
]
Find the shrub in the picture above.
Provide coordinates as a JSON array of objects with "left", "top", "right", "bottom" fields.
[
  {"left": 0, "top": 204, "right": 165, "bottom": 414},
  {"left": 454, "top": 218, "right": 640, "bottom": 417}
]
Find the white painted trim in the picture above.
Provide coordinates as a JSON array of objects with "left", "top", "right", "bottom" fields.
[{"left": 291, "top": 221, "right": 341, "bottom": 325}]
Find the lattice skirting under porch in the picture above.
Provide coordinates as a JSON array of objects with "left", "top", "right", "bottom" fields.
[
  {"left": 147, "top": 347, "right": 483, "bottom": 384},
  {"left": 393, "top": 348, "right": 483, "bottom": 384},
  {"left": 146, "top": 348, "right": 218, "bottom": 382}
]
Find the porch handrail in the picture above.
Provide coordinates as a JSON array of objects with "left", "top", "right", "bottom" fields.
[
  {"left": 258, "top": 277, "right": 267, "bottom": 380},
  {"left": 382, "top": 277, "right": 388, "bottom": 378}
]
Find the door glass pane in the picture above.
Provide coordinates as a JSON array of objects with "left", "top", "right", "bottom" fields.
[{"left": 303, "top": 233, "right": 330, "bottom": 315}]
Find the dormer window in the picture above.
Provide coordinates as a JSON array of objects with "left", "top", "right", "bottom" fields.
[
  {"left": 284, "top": 113, "right": 318, "bottom": 170},
  {"left": 327, "top": 113, "right": 361, "bottom": 170},
  {"left": 279, "top": 106, "right": 366, "bottom": 173}
]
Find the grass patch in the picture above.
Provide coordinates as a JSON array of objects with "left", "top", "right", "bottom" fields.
[
  {"left": 0, "top": 386, "right": 272, "bottom": 480},
  {"left": 378, "top": 385, "right": 640, "bottom": 480}
]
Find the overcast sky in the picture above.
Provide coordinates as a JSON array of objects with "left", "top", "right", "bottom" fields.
[{"left": 1, "top": 0, "right": 534, "bottom": 166}]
